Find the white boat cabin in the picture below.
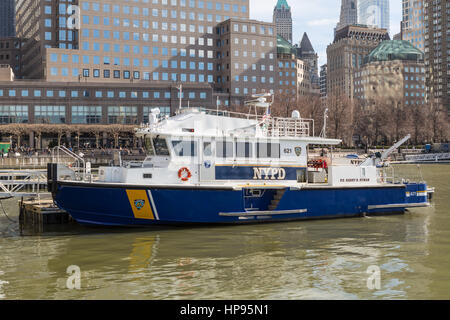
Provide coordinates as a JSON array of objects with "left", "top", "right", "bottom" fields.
[{"left": 97, "top": 96, "right": 380, "bottom": 187}]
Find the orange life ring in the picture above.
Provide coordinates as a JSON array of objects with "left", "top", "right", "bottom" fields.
[{"left": 178, "top": 167, "right": 192, "bottom": 182}]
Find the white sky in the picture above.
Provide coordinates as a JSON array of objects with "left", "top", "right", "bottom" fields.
[{"left": 249, "top": 0, "right": 402, "bottom": 66}]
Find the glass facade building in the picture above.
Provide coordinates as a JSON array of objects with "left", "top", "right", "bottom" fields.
[
  {"left": 0, "top": 0, "right": 15, "bottom": 37},
  {"left": 401, "top": 0, "right": 425, "bottom": 50},
  {"left": 358, "top": 0, "right": 390, "bottom": 30}
]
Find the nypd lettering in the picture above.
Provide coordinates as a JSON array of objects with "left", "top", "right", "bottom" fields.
[
  {"left": 215, "top": 166, "right": 304, "bottom": 181},
  {"left": 253, "top": 167, "right": 286, "bottom": 180}
]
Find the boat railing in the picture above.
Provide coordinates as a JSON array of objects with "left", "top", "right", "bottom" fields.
[
  {"left": 267, "top": 117, "right": 313, "bottom": 138},
  {"left": 203, "top": 108, "right": 264, "bottom": 121},
  {"left": 51, "top": 146, "right": 86, "bottom": 181},
  {"left": 378, "top": 166, "right": 396, "bottom": 184},
  {"left": 202, "top": 108, "right": 314, "bottom": 138}
]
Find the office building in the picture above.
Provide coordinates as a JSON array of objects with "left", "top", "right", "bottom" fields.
[
  {"left": 401, "top": 0, "right": 426, "bottom": 50},
  {"left": 216, "top": 18, "right": 277, "bottom": 105},
  {"left": 297, "top": 33, "right": 319, "bottom": 88},
  {"left": 327, "top": 25, "right": 390, "bottom": 99},
  {"left": 0, "top": 0, "right": 15, "bottom": 38},
  {"left": 320, "top": 64, "right": 327, "bottom": 100},
  {"left": 0, "top": 38, "right": 21, "bottom": 77},
  {"left": 16, "top": 0, "right": 250, "bottom": 83},
  {"left": 358, "top": 0, "right": 390, "bottom": 30},
  {"left": 277, "top": 36, "right": 311, "bottom": 99},
  {"left": 354, "top": 40, "right": 426, "bottom": 106},
  {"left": 336, "top": 0, "right": 358, "bottom": 31},
  {"left": 423, "top": 0, "right": 449, "bottom": 109},
  {"left": 273, "top": 0, "right": 293, "bottom": 44},
  {"left": 0, "top": 64, "right": 215, "bottom": 148}
]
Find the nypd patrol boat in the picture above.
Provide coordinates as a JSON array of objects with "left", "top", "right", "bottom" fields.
[{"left": 47, "top": 94, "right": 430, "bottom": 226}]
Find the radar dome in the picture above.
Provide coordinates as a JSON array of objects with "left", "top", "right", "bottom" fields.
[{"left": 291, "top": 110, "right": 301, "bottom": 119}]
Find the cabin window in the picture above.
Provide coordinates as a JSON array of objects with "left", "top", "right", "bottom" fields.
[
  {"left": 236, "top": 142, "right": 252, "bottom": 158},
  {"left": 256, "top": 143, "right": 280, "bottom": 158},
  {"left": 203, "top": 142, "right": 213, "bottom": 156},
  {"left": 143, "top": 173, "right": 152, "bottom": 179},
  {"left": 216, "top": 141, "right": 233, "bottom": 158},
  {"left": 172, "top": 140, "right": 197, "bottom": 157},
  {"left": 144, "top": 136, "right": 155, "bottom": 156},
  {"left": 153, "top": 137, "right": 170, "bottom": 156}
]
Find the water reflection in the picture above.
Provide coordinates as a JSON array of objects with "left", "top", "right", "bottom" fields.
[{"left": 11, "top": 213, "right": 429, "bottom": 300}]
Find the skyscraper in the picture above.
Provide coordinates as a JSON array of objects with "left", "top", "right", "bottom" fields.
[
  {"left": 358, "top": 0, "right": 390, "bottom": 30},
  {"left": 423, "top": 0, "right": 449, "bottom": 109},
  {"left": 327, "top": 25, "right": 389, "bottom": 99},
  {"left": 273, "top": 0, "right": 293, "bottom": 43},
  {"left": 15, "top": 0, "right": 251, "bottom": 81},
  {"left": 0, "top": 0, "right": 15, "bottom": 37},
  {"left": 336, "top": 0, "right": 358, "bottom": 31},
  {"left": 401, "top": 0, "right": 425, "bottom": 50},
  {"left": 298, "top": 33, "right": 319, "bottom": 88}
]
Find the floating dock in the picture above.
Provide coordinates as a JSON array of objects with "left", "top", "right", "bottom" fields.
[{"left": 19, "top": 199, "right": 74, "bottom": 229}]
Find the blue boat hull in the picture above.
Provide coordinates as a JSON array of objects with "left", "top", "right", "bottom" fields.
[{"left": 52, "top": 181, "right": 429, "bottom": 226}]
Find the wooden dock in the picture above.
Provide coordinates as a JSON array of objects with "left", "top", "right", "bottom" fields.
[{"left": 19, "top": 199, "right": 74, "bottom": 228}]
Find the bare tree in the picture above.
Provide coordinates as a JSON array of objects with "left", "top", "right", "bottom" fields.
[{"left": 326, "top": 94, "right": 353, "bottom": 144}]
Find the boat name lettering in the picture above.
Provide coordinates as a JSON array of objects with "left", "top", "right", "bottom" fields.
[
  {"left": 253, "top": 167, "right": 286, "bottom": 180},
  {"left": 340, "top": 178, "right": 370, "bottom": 182}
]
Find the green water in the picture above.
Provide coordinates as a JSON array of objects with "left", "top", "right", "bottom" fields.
[{"left": 0, "top": 164, "right": 449, "bottom": 300}]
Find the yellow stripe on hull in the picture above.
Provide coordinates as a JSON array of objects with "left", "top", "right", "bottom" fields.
[{"left": 126, "top": 190, "right": 155, "bottom": 220}]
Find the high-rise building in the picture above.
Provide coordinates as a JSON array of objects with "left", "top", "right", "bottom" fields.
[
  {"left": 216, "top": 18, "right": 278, "bottom": 105},
  {"left": 423, "top": 0, "right": 449, "bottom": 109},
  {"left": 0, "top": 0, "right": 15, "bottom": 38},
  {"left": 0, "top": 38, "right": 21, "bottom": 77},
  {"left": 358, "top": 0, "right": 390, "bottom": 30},
  {"left": 401, "top": 0, "right": 425, "bottom": 50},
  {"left": 277, "top": 35, "right": 311, "bottom": 99},
  {"left": 297, "top": 33, "right": 319, "bottom": 88},
  {"left": 320, "top": 64, "right": 327, "bottom": 100},
  {"left": 15, "top": 0, "right": 80, "bottom": 79},
  {"left": 327, "top": 25, "right": 390, "bottom": 99},
  {"left": 354, "top": 40, "right": 426, "bottom": 106},
  {"left": 15, "top": 0, "right": 251, "bottom": 82},
  {"left": 273, "top": 0, "right": 293, "bottom": 43},
  {"left": 336, "top": 0, "right": 358, "bottom": 31}
]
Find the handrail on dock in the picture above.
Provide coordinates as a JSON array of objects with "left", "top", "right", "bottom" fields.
[
  {"left": 51, "top": 146, "right": 86, "bottom": 180},
  {"left": 0, "top": 169, "right": 48, "bottom": 197}
]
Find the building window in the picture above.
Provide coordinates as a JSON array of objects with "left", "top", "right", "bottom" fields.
[
  {"left": 35, "top": 105, "right": 66, "bottom": 124},
  {"left": 72, "top": 106, "right": 102, "bottom": 124},
  {"left": 107, "top": 106, "right": 137, "bottom": 124},
  {"left": 0, "top": 105, "right": 29, "bottom": 124}
]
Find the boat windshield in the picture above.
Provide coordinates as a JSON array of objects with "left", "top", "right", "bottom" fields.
[
  {"left": 144, "top": 136, "right": 170, "bottom": 156},
  {"left": 153, "top": 137, "right": 170, "bottom": 156},
  {"left": 144, "top": 136, "right": 155, "bottom": 156}
]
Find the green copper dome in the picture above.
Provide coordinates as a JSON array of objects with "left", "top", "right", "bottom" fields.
[
  {"left": 275, "top": 0, "right": 290, "bottom": 10},
  {"left": 277, "top": 35, "right": 297, "bottom": 56},
  {"left": 364, "top": 40, "right": 424, "bottom": 64}
]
